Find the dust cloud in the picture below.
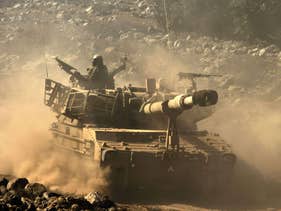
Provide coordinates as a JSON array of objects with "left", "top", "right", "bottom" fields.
[
  {"left": 113, "top": 44, "right": 202, "bottom": 89},
  {"left": 200, "top": 99, "right": 281, "bottom": 180},
  {"left": 198, "top": 98, "right": 281, "bottom": 204},
  {"left": 0, "top": 68, "right": 108, "bottom": 194},
  {"left": 135, "top": 46, "right": 281, "bottom": 201}
]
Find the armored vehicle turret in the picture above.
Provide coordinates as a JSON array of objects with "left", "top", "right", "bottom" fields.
[{"left": 44, "top": 59, "right": 236, "bottom": 196}]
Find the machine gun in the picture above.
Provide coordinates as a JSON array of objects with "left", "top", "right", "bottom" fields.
[
  {"left": 178, "top": 72, "right": 222, "bottom": 91},
  {"left": 55, "top": 57, "right": 89, "bottom": 88},
  {"left": 55, "top": 56, "right": 127, "bottom": 90},
  {"left": 55, "top": 57, "right": 77, "bottom": 74},
  {"left": 142, "top": 90, "right": 218, "bottom": 151},
  {"left": 178, "top": 72, "right": 222, "bottom": 80}
]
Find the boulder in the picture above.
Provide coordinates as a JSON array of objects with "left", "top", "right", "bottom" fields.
[
  {"left": 9, "top": 178, "right": 29, "bottom": 192},
  {"left": 25, "top": 183, "right": 47, "bottom": 197}
]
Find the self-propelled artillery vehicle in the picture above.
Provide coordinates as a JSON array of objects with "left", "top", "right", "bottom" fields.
[{"left": 44, "top": 58, "right": 236, "bottom": 195}]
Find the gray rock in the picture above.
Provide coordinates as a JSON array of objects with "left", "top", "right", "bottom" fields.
[
  {"left": 0, "top": 185, "right": 7, "bottom": 195},
  {"left": 71, "top": 203, "right": 80, "bottom": 211},
  {"left": 85, "top": 6, "right": 94, "bottom": 14},
  {"left": 173, "top": 40, "right": 183, "bottom": 49},
  {"left": 0, "top": 178, "right": 9, "bottom": 188},
  {"left": 85, "top": 191, "right": 99, "bottom": 204},
  {"left": 25, "top": 183, "right": 47, "bottom": 197},
  {"left": 259, "top": 48, "right": 266, "bottom": 56},
  {"left": 13, "top": 3, "right": 21, "bottom": 9},
  {"left": 9, "top": 178, "right": 29, "bottom": 192}
]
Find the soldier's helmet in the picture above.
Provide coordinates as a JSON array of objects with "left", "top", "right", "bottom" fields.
[{"left": 92, "top": 54, "right": 103, "bottom": 66}]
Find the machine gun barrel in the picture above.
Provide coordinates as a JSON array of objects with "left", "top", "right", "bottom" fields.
[
  {"left": 178, "top": 72, "right": 222, "bottom": 80},
  {"left": 55, "top": 57, "right": 89, "bottom": 88},
  {"left": 143, "top": 90, "right": 218, "bottom": 115},
  {"left": 55, "top": 57, "right": 77, "bottom": 75}
]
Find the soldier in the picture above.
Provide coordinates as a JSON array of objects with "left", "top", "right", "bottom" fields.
[
  {"left": 87, "top": 54, "right": 109, "bottom": 89},
  {"left": 87, "top": 54, "right": 127, "bottom": 89},
  {"left": 55, "top": 55, "right": 126, "bottom": 90}
]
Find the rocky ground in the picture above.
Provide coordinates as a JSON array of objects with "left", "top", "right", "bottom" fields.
[
  {"left": 0, "top": 0, "right": 281, "bottom": 210},
  {"left": 0, "top": 176, "right": 118, "bottom": 210}
]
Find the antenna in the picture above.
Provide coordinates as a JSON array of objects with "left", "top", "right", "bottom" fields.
[{"left": 45, "top": 54, "right": 49, "bottom": 78}]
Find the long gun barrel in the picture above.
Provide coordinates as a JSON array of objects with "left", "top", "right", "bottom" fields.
[
  {"left": 55, "top": 57, "right": 77, "bottom": 75},
  {"left": 143, "top": 90, "right": 218, "bottom": 115},
  {"left": 178, "top": 72, "right": 222, "bottom": 80},
  {"left": 142, "top": 89, "right": 218, "bottom": 151},
  {"left": 55, "top": 57, "right": 88, "bottom": 87}
]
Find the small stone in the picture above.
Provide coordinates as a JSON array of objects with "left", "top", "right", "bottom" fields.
[
  {"left": 56, "top": 12, "right": 64, "bottom": 19},
  {"left": 173, "top": 40, "right": 182, "bottom": 49},
  {"left": 13, "top": 4, "right": 21, "bottom": 9},
  {"left": 211, "top": 45, "right": 217, "bottom": 51},
  {"left": 104, "top": 47, "right": 115, "bottom": 54},
  {"left": 85, "top": 192, "right": 96, "bottom": 204},
  {"left": 0, "top": 178, "right": 9, "bottom": 187},
  {"left": 259, "top": 48, "right": 266, "bottom": 56},
  {"left": 0, "top": 185, "right": 7, "bottom": 195},
  {"left": 100, "top": 195, "right": 116, "bottom": 209},
  {"left": 71, "top": 204, "right": 80, "bottom": 211},
  {"left": 57, "top": 196, "right": 67, "bottom": 207},
  {"left": 85, "top": 6, "right": 93, "bottom": 14},
  {"left": 137, "top": 1, "right": 146, "bottom": 9},
  {"left": 85, "top": 191, "right": 104, "bottom": 206},
  {"left": 7, "top": 193, "right": 23, "bottom": 206}
]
